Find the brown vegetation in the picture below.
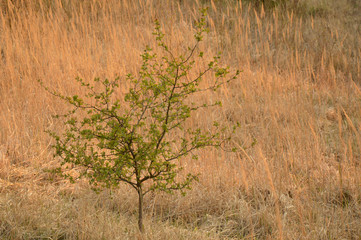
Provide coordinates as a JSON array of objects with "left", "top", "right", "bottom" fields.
[{"left": 0, "top": 0, "right": 360, "bottom": 239}]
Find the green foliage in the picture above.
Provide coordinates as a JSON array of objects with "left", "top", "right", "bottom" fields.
[{"left": 39, "top": 8, "right": 239, "bottom": 232}]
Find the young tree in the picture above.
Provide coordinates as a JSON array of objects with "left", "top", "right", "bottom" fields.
[{"left": 40, "top": 9, "right": 239, "bottom": 233}]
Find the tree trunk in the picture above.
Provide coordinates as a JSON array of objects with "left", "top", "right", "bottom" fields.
[{"left": 137, "top": 187, "right": 145, "bottom": 233}]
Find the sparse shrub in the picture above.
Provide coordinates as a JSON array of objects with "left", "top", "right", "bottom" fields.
[{"left": 39, "top": 9, "right": 239, "bottom": 233}]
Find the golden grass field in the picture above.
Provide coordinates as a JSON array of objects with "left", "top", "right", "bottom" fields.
[{"left": 0, "top": 0, "right": 360, "bottom": 239}]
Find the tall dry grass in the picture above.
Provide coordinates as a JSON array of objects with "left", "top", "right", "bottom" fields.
[{"left": 0, "top": 0, "right": 360, "bottom": 239}]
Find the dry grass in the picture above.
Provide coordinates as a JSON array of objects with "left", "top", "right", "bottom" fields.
[{"left": 0, "top": 0, "right": 360, "bottom": 239}]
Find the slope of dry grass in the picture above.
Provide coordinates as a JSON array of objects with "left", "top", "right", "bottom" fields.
[{"left": 0, "top": 0, "right": 360, "bottom": 239}]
